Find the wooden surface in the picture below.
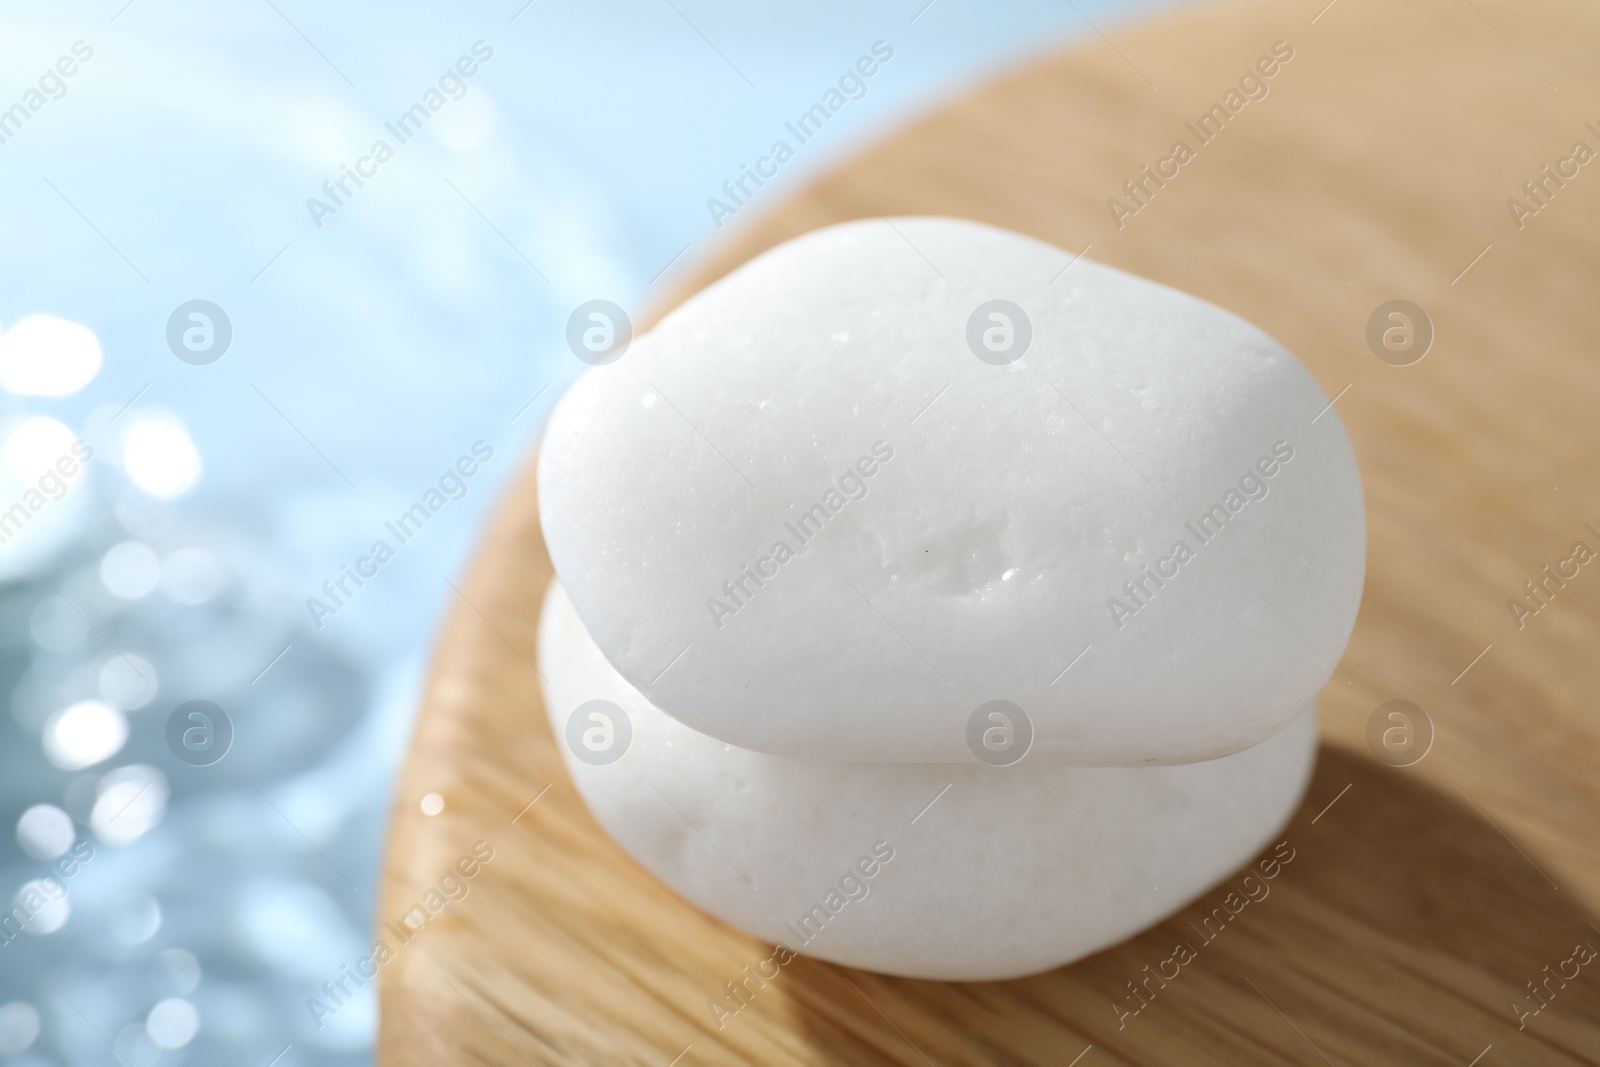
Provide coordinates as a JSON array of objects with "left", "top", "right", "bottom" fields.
[{"left": 377, "top": 0, "right": 1600, "bottom": 1062}]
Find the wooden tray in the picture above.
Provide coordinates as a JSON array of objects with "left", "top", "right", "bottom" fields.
[{"left": 377, "top": 0, "right": 1600, "bottom": 1061}]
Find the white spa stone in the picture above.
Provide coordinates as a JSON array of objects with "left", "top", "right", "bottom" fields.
[
  {"left": 539, "top": 217, "right": 1363, "bottom": 764},
  {"left": 538, "top": 581, "right": 1318, "bottom": 981}
]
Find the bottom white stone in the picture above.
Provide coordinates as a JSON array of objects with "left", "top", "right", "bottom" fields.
[{"left": 538, "top": 581, "right": 1317, "bottom": 981}]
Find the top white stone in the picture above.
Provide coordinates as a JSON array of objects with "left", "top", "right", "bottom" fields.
[{"left": 538, "top": 217, "right": 1364, "bottom": 765}]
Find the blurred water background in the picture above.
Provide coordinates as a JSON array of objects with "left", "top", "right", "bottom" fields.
[{"left": 0, "top": 1, "right": 1158, "bottom": 1063}]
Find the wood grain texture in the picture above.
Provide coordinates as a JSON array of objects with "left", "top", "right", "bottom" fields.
[{"left": 377, "top": 0, "right": 1600, "bottom": 1062}]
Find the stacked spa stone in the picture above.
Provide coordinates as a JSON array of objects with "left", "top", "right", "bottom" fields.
[{"left": 535, "top": 218, "right": 1364, "bottom": 981}]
